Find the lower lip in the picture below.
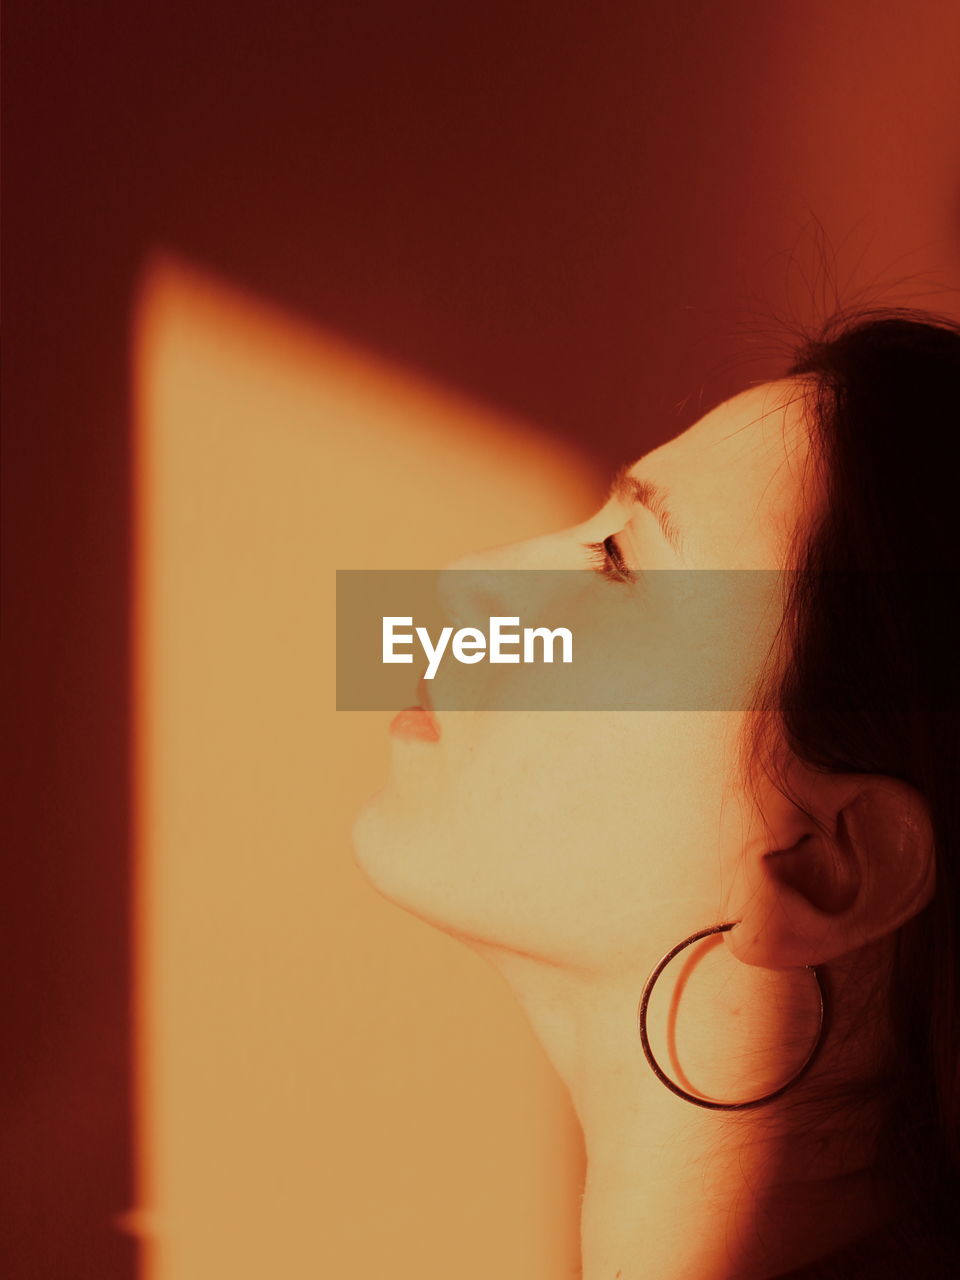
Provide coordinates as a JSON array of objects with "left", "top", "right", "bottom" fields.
[{"left": 389, "top": 706, "right": 441, "bottom": 743}]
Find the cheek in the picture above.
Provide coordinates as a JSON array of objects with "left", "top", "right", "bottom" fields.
[{"left": 354, "top": 710, "right": 737, "bottom": 968}]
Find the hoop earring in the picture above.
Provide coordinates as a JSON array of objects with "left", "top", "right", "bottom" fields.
[{"left": 636, "top": 922, "right": 827, "bottom": 1111}]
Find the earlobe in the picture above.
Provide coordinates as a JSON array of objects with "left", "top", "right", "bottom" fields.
[{"left": 725, "top": 774, "right": 936, "bottom": 970}]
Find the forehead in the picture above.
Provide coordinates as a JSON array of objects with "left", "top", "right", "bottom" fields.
[{"left": 639, "top": 379, "right": 816, "bottom": 568}]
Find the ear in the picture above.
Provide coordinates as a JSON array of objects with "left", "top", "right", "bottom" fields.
[{"left": 723, "top": 770, "right": 936, "bottom": 968}]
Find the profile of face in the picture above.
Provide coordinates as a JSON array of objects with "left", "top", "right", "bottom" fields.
[{"left": 351, "top": 379, "right": 819, "bottom": 979}]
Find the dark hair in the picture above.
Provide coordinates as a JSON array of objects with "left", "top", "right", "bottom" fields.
[{"left": 763, "top": 310, "right": 960, "bottom": 1270}]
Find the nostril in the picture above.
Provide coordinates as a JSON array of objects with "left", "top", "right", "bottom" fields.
[{"left": 436, "top": 563, "right": 497, "bottom": 632}]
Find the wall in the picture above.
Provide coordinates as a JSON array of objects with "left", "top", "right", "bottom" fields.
[{"left": 5, "top": 3, "right": 959, "bottom": 1277}]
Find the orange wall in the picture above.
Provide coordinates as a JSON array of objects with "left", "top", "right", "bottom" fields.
[{"left": 6, "top": 3, "right": 960, "bottom": 1278}]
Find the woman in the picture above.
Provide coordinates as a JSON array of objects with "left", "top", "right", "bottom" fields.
[{"left": 352, "top": 311, "right": 960, "bottom": 1279}]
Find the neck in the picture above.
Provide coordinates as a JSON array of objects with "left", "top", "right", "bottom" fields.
[{"left": 468, "top": 936, "right": 893, "bottom": 1280}]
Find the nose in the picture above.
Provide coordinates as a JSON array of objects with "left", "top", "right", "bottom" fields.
[{"left": 436, "top": 527, "right": 582, "bottom": 630}]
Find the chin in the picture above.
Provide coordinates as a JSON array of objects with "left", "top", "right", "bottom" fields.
[
  {"left": 350, "top": 792, "right": 400, "bottom": 893},
  {"left": 351, "top": 793, "right": 448, "bottom": 920},
  {"left": 349, "top": 795, "right": 516, "bottom": 956}
]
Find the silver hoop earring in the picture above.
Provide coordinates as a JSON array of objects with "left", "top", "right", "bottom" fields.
[{"left": 636, "top": 921, "right": 827, "bottom": 1111}]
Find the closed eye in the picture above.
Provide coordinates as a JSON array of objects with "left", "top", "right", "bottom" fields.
[{"left": 583, "top": 534, "right": 637, "bottom": 584}]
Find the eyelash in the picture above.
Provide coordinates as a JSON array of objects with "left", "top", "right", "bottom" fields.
[{"left": 583, "top": 534, "right": 637, "bottom": 584}]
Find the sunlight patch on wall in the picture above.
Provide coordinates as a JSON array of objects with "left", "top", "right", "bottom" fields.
[{"left": 131, "top": 253, "right": 601, "bottom": 1280}]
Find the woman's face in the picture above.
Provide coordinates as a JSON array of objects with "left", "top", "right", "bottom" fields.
[{"left": 352, "top": 379, "right": 817, "bottom": 975}]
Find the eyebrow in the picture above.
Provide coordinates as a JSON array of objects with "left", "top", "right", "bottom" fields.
[{"left": 607, "top": 463, "right": 683, "bottom": 554}]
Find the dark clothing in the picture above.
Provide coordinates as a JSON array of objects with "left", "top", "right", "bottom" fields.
[{"left": 774, "top": 1218, "right": 960, "bottom": 1279}]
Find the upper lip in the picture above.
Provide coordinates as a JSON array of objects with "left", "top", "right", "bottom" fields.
[
  {"left": 417, "top": 675, "right": 435, "bottom": 714},
  {"left": 417, "top": 675, "right": 441, "bottom": 730}
]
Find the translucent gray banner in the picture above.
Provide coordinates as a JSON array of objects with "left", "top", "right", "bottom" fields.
[
  {"left": 336, "top": 568, "right": 959, "bottom": 712},
  {"left": 336, "top": 569, "right": 789, "bottom": 711}
]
